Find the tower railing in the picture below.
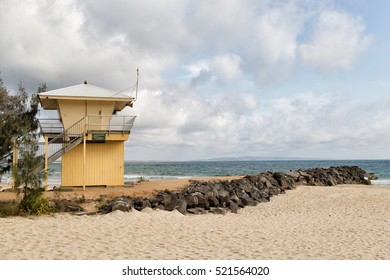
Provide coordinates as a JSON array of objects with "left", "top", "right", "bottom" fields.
[
  {"left": 31, "top": 114, "right": 136, "bottom": 174},
  {"left": 38, "top": 118, "right": 64, "bottom": 135},
  {"left": 86, "top": 115, "right": 136, "bottom": 133}
]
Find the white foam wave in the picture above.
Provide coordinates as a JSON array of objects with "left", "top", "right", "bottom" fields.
[
  {"left": 124, "top": 174, "right": 191, "bottom": 181},
  {"left": 371, "top": 179, "right": 390, "bottom": 186}
]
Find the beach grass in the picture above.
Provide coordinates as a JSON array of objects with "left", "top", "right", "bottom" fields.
[{"left": 0, "top": 200, "right": 20, "bottom": 217}]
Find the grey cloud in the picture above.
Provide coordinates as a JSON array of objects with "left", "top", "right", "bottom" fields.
[
  {"left": 190, "top": 69, "right": 213, "bottom": 87},
  {"left": 80, "top": 0, "right": 195, "bottom": 56},
  {"left": 0, "top": 0, "right": 372, "bottom": 92},
  {"left": 0, "top": 0, "right": 380, "bottom": 160}
]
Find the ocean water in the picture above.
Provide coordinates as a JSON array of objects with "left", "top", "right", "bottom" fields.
[{"left": 2, "top": 160, "right": 390, "bottom": 186}]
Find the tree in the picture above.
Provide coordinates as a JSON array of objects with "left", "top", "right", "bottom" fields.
[
  {"left": 0, "top": 74, "right": 48, "bottom": 214},
  {"left": 12, "top": 129, "right": 48, "bottom": 214},
  {"left": 12, "top": 129, "right": 45, "bottom": 190},
  {"left": 0, "top": 74, "right": 42, "bottom": 173}
]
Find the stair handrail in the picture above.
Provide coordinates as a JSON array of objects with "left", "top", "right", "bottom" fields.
[
  {"left": 39, "top": 117, "right": 84, "bottom": 158},
  {"left": 31, "top": 117, "right": 85, "bottom": 174}
]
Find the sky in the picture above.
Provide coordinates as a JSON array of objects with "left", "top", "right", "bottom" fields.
[{"left": 1, "top": 0, "right": 389, "bottom": 161}]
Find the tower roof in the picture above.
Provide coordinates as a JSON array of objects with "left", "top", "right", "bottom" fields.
[{"left": 39, "top": 83, "right": 134, "bottom": 110}]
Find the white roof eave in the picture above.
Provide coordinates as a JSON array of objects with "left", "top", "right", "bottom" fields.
[{"left": 38, "top": 83, "right": 134, "bottom": 101}]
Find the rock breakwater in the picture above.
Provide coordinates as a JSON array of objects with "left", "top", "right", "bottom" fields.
[{"left": 101, "top": 166, "right": 377, "bottom": 215}]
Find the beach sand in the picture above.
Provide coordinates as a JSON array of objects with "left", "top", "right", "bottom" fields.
[{"left": 0, "top": 183, "right": 389, "bottom": 260}]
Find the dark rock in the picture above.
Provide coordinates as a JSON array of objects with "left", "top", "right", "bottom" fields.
[
  {"left": 229, "top": 192, "right": 240, "bottom": 203},
  {"left": 298, "top": 171, "right": 313, "bottom": 185},
  {"left": 217, "top": 189, "right": 230, "bottom": 204},
  {"left": 176, "top": 200, "right": 187, "bottom": 214},
  {"left": 97, "top": 166, "right": 376, "bottom": 215},
  {"left": 210, "top": 186, "right": 220, "bottom": 198},
  {"left": 192, "top": 182, "right": 211, "bottom": 194},
  {"left": 274, "top": 172, "right": 294, "bottom": 190},
  {"left": 326, "top": 177, "right": 337, "bottom": 186},
  {"left": 208, "top": 196, "right": 220, "bottom": 207},
  {"left": 236, "top": 189, "right": 250, "bottom": 201},
  {"left": 185, "top": 194, "right": 199, "bottom": 208},
  {"left": 66, "top": 205, "right": 82, "bottom": 212},
  {"left": 208, "top": 207, "right": 228, "bottom": 215},
  {"left": 286, "top": 170, "right": 300, "bottom": 181},
  {"left": 260, "top": 176, "right": 274, "bottom": 189},
  {"left": 187, "top": 208, "right": 207, "bottom": 215},
  {"left": 228, "top": 200, "right": 239, "bottom": 213},
  {"left": 156, "top": 191, "right": 172, "bottom": 206},
  {"left": 204, "top": 191, "right": 214, "bottom": 200},
  {"left": 155, "top": 204, "right": 165, "bottom": 211},
  {"left": 259, "top": 197, "right": 270, "bottom": 203},
  {"left": 111, "top": 200, "right": 131, "bottom": 212},
  {"left": 196, "top": 194, "right": 209, "bottom": 210},
  {"left": 367, "top": 172, "right": 378, "bottom": 180},
  {"left": 133, "top": 198, "right": 150, "bottom": 211},
  {"left": 228, "top": 178, "right": 249, "bottom": 193},
  {"left": 248, "top": 188, "right": 262, "bottom": 201},
  {"left": 244, "top": 174, "right": 260, "bottom": 185},
  {"left": 165, "top": 198, "right": 187, "bottom": 214},
  {"left": 259, "top": 189, "right": 270, "bottom": 201},
  {"left": 240, "top": 196, "right": 258, "bottom": 207}
]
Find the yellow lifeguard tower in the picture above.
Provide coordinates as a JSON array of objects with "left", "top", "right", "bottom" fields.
[{"left": 36, "top": 81, "right": 136, "bottom": 189}]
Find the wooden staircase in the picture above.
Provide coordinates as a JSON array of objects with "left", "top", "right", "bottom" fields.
[{"left": 32, "top": 118, "right": 85, "bottom": 175}]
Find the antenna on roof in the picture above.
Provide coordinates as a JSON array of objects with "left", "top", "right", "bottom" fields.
[
  {"left": 135, "top": 68, "right": 139, "bottom": 101},
  {"left": 111, "top": 68, "right": 140, "bottom": 101}
]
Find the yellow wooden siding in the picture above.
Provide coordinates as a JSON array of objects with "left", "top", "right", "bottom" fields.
[
  {"left": 101, "top": 101, "right": 114, "bottom": 116},
  {"left": 62, "top": 141, "right": 124, "bottom": 187},
  {"left": 58, "top": 99, "right": 115, "bottom": 129},
  {"left": 86, "top": 101, "right": 114, "bottom": 130},
  {"left": 58, "top": 100, "right": 85, "bottom": 130}
]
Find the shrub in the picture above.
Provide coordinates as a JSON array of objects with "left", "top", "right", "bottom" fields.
[
  {"left": 19, "top": 187, "right": 50, "bottom": 215},
  {"left": 0, "top": 200, "right": 20, "bottom": 217}
]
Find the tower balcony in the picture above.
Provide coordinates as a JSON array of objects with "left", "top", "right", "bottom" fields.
[
  {"left": 86, "top": 115, "right": 136, "bottom": 134},
  {"left": 38, "top": 115, "right": 136, "bottom": 137}
]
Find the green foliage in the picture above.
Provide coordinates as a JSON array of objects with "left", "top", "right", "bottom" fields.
[
  {"left": 0, "top": 200, "right": 20, "bottom": 217},
  {"left": 0, "top": 74, "right": 44, "bottom": 166},
  {"left": 11, "top": 129, "right": 48, "bottom": 215},
  {"left": 12, "top": 130, "right": 46, "bottom": 190},
  {"left": 0, "top": 73, "right": 50, "bottom": 216},
  {"left": 19, "top": 187, "right": 50, "bottom": 215}
]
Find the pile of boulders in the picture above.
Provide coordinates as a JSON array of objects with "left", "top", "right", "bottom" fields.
[{"left": 101, "top": 166, "right": 377, "bottom": 215}]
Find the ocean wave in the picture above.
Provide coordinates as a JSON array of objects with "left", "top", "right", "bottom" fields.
[
  {"left": 124, "top": 174, "right": 191, "bottom": 181},
  {"left": 371, "top": 179, "right": 390, "bottom": 186}
]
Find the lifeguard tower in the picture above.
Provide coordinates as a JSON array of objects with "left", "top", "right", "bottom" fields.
[{"left": 36, "top": 80, "right": 136, "bottom": 189}]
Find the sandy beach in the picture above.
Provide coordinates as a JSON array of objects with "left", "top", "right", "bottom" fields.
[{"left": 0, "top": 183, "right": 389, "bottom": 260}]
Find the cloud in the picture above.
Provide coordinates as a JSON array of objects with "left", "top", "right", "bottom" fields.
[
  {"left": 0, "top": 0, "right": 382, "bottom": 160},
  {"left": 127, "top": 86, "right": 390, "bottom": 160},
  {"left": 212, "top": 54, "right": 242, "bottom": 85},
  {"left": 0, "top": 0, "right": 372, "bottom": 90},
  {"left": 299, "top": 9, "right": 373, "bottom": 72},
  {"left": 242, "top": 1, "right": 304, "bottom": 84},
  {"left": 0, "top": 0, "right": 86, "bottom": 86},
  {"left": 187, "top": 53, "right": 242, "bottom": 86}
]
